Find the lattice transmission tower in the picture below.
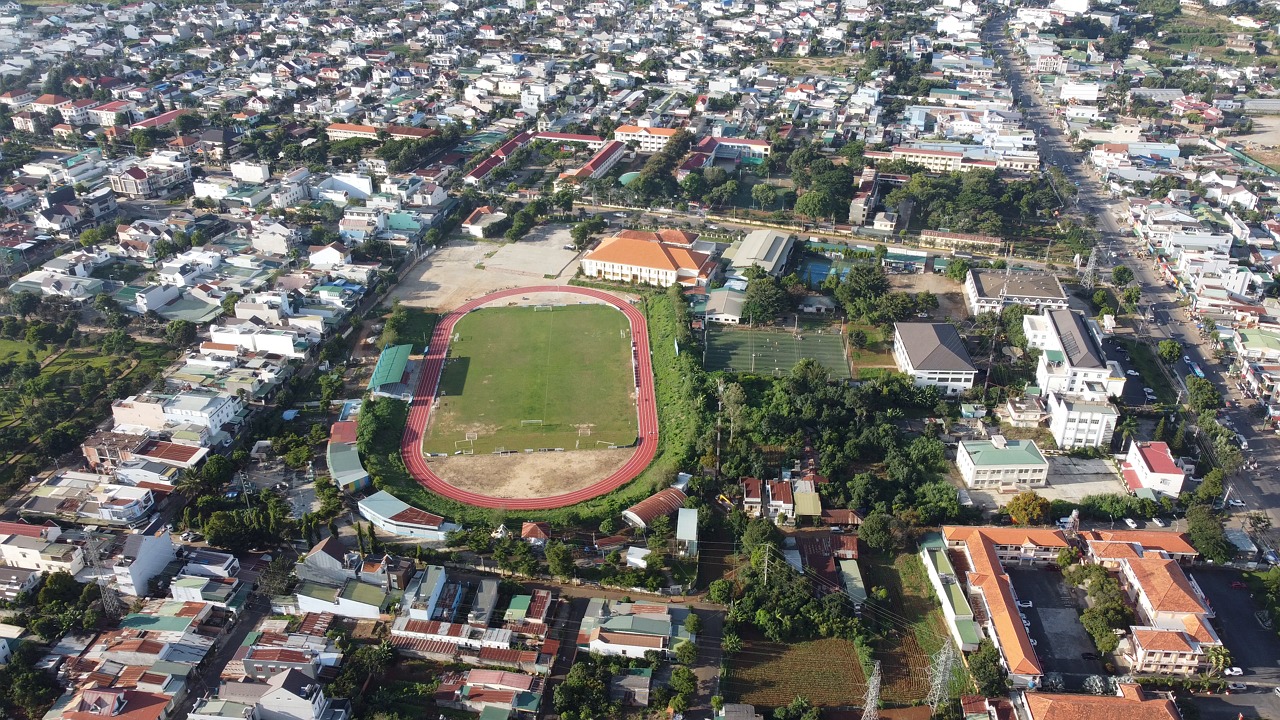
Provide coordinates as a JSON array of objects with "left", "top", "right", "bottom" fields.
[{"left": 861, "top": 660, "right": 882, "bottom": 720}]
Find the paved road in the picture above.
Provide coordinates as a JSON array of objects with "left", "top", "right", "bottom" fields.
[
  {"left": 987, "top": 18, "right": 1279, "bottom": 542},
  {"left": 172, "top": 593, "right": 270, "bottom": 720},
  {"left": 399, "top": 285, "right": 660, "bottom": 510}
]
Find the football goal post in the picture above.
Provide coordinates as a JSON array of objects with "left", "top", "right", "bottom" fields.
[
  {"left": 521, "top": 419, "right": 544, "bottom": 426},
  {"left": 534, "top": 305, "right": 554, "bottom": 311}
]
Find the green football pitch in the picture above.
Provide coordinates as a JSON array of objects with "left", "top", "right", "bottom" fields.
[
  {"left": 423, "top": 304, "right": 639, "bottom": 454},
  {"left": 704, "top": 325, "right": 852, "bottom": 379}
]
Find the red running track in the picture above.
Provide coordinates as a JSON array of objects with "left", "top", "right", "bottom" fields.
[{"left": 400, "top": 286, "right": 659, "bottom": 510}]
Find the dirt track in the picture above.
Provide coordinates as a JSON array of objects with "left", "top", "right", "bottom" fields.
[{"left": 428, "top": 449, "right": 635, "bottom": 499}]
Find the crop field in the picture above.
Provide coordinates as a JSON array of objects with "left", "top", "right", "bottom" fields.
[
  {"left": 423, "top": 304, "right": 638, "bottom": 454},
  {"left": 860, "top": 551, "right": 973, "bottom": 704},
  {"left": 722, "top": 633, "right": 868, "bottom": 709},
  {"left": 704, "top": 324, "right": 851, "bottom": 379}
]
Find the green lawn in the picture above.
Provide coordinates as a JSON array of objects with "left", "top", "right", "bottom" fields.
[
  {"left": 0, "top": 339, "right": 53, "bottom": 365},
  {"left": 422, "top": 304, "right": 638, "bottom": 454},
  {"left": 90, "top": 262, "right": 147, "bottom": 283},
  {"left": 704, "top": 324, "right": 851, "bottom": 379}
]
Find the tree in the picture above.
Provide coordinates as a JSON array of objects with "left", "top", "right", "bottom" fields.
[
  {"left": 1005, "top": 491, "right": 1050, "bottom": 526},
  {"left": 751, "top": 183, "right": 777, "bottom": 210},
  {"left": 742, "top": 275, "right": 787, "bottom": 323},
  {"left": 1158, "top": 339, "right": 1182, "bottom": 364},
  {"left": 858, "top": 512, "right": 898, "bottom": 551},
  {"left": 1122, "top": 285, "right": 1141, "bottom": 309},
  {"left": 945, "top": 258, "right": 972, "bottom": 283},
  {"left": 545, "top": 541, "right": 575, "bottom": 579},
  {"left": 683, "top": 611, "right": 702, "bottom": 635},
  {"left": 164, "top": 319, "right": 198, "bottom": 346},
  {"left": 674, "top": 639, "right": 697, "bottom": 665},
  {"left": 1112, "top": 266, "right": 1134, "bottom": 286},
  {"left": 10, "top": 292, "right": 39, "bottom": 319},
  {"left": 793, "top": 189, "right": 835, "bottom": 221},
  {"left": 1206, "top": 645, "right": 1233, "bottom": 676},
  {"left": 708, "top": 578, "right": 734, "bottom": 605},
  {"left": 849, "top": 329, "right": 868, "bottom": 349},
  {"left": 1186, "top": 504, "right": 1233, "bottom": 564},
  {"left": 969, "top": 640, "right": 1009, "bottom": 697},
  {"left": 1195, "top": 468, "right": 1225, "bottom": 506},
  {"left": 201, "top": 454, "right": 235, "bottom": 489},
  {"left": 1185, "top": 376, "right": 1222, "bottom": 413},
  {"left": 773, "top": 696, "right": 821, "bottom": 720}
]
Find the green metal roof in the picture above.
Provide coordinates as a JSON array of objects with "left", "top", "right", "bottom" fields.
[
  {"left": 960, "top": 439, "right": 1047, "bottom": 467},
  {"left": 326, "top": 441, "right": 368, "bottom": 489},
  {"left": 368, "top": 344, "right": 413, "bottom": 389}
]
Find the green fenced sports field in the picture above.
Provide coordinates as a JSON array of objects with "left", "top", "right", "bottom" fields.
[
  {"left": 704, "top": 324, "right": 852, "bottom": 379},
  {"left": 423, "top": 304, "right": 639, "bottom": 454}
]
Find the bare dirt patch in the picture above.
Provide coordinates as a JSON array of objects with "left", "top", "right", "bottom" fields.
[
  {"left": 389, "top": 229, "right": 585, "bottom": 312},
  {"left": 889, "top": 273, "right": 969, "bottom": 321},
  {"left": 427, "top": 448, "right": 634, "bottom": 498}
]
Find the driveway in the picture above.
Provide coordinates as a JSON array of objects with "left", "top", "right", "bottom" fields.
[
  {"left": 689, "top": 607, "right": 724, "bottom": 719},
  {"left": 1007, "top": 568, "right": 1103, "bottom": 684}
]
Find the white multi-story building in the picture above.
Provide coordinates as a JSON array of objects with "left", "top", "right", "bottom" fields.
[
  {"left": 1025, "top": 309, "right": 1127, "bottom": 398},
  {"left": 965, "top": 270, "right": 1069, "bottom": 316},
  {"left": 613, "top": 125, "right": 680, "bottom": 153},
  {"left": 1046, "top": 393, "right": 1118, "bottom": 449},
  {"left": 108, "top": 152, "right": 192, "bottom": 199},
  {"left": 1022, "top": 308, "right": 1124, "bottom": 450},
  {"left": 0, "top": 534, "right": 85, "bottom": 575},
  {"left": 956, "top": 437, "right": 1049, "bottom": 489},
  {"left": 113, "top": 531, "right": 176, "bottom": 596},
  {"left": 1121, "top": 441, "right": 1186, "bottom": 497},
  {"left": 892, "top": 323, "right": 977, "bottom": 395}
]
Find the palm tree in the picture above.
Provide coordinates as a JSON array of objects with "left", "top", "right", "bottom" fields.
[
  {"left": 1117, "top": 416, "right": 1139, "bottom": 450},
  {"left": 1207, "top": 646, "right": 1232, "bottom": 676}
]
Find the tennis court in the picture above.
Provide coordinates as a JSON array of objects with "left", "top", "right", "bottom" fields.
[{"left": 704, "top": 325, "right": 852, "bottom": 379}]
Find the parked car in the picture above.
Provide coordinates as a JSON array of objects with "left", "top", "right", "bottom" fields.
[
  {"left": 1227, "top": 683, "right": 1247, "bottom": 692},
  {"left": 1017, "top": 600, "right": 1033, "bottom": 608},
  {"left": 1150, "top": 518, "right": 1165, "bottom": 527},
  {"left": 1231, "top": 581, "right": 1248, "bottom": 589},
  {"left": 1123, "top": 518, "right": 1138, "bottom": 529},
  {"left": 1126, "top": 370, "right": 1140, "bottom": 376},
  {"left": 1225, "top": 667, "right": 1244, "bottom": 676},
  {"left": 1081, "top": 652, "right": 1098, "bottom": 661},
  {"left": 1029, "top": 639, "right": 1037, "bottom": 647}
]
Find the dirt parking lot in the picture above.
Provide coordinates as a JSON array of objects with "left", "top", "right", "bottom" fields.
[
  {"left": 889, "top": 273, "right": 969, "bottom": 321},
  {"left": 388, "top": 228, "right": 583, "bottom": 311}
]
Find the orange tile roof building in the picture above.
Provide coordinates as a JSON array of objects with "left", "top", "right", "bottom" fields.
[
  {"left": 1021, "top": 683, "right": 1179, "bottom": 720},
  {"left": 943, "top": 526, "right": 1070, "bottom": 685},
  {"left": 581, "top": 233, "right": 715, "bottom": 287}
]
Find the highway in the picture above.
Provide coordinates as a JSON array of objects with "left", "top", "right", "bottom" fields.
[{"left": 985, "top": 18, "right": 1280, "bottom": 542}]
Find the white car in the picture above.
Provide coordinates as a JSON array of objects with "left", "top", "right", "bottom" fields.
[
  {"left": 1150, "top": 518, "right": 1166, "bottom": 527},
  {"left": 1126, "top": 370, "right": 1140, "bottom": 376},
  {"left": 1029, "top": 639, "right": 1038, "bottom": 647},
  {"left": 1228, "top": 499, "right": 1246, "bottom": 508},
  {"left": 1124, "top": 518, "right": 1139, "bottom": 529},
  {"left": 1017, "top": 600, "right": 1033, "bottom": 608},
  {"left": 1227, "top": 683, "right": 1248, "bottom": 692},
  {"left": 1225, "top": 667, "right": 1244, "bottom": 676}
]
